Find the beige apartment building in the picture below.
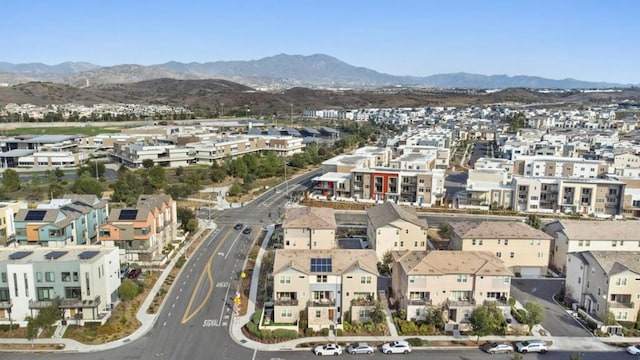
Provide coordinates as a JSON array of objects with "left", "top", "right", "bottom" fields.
[
  {"left": 566, "top": 251, "right": 640, "bottom": 329},
  {"left": 0, "top": 202, "right": 25, "bottom": 246},
  {"left": 449, "top": 221, "right": 552, "bottom": 277},
  {"left": 544, "top": 220, "right": 640, "bottom": 275},
  {"left": 391, "top": 250, "right": 512, "bottom": 331},
  {"left": 366, "top": 202, "right": 428, "bottom": 261},
  {"left": 282, "top": 207, "right": 337, "bottom": 249},
  {"left": 272, "top": 249, "right": 379, "bottom": 330}
]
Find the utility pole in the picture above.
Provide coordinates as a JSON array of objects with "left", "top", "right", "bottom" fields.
[{"left": 290, "top": 103, "right": 293, "bottom": 126}]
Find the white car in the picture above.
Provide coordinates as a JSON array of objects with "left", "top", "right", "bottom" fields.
[
  {"left": 381, "top": 341, "right": 412, "bottom": 354},
  {"left": 346, "top": 342, "right": 374, "bottom": 354},
  {"left": 515, "top": 340, "right": 548, "bottom": 354},
  {"left": 314, "top": 343, "right": 342, "bottom": 356},
  {"left": 627, "top": 344, "right": 640, "bottom": 355}
]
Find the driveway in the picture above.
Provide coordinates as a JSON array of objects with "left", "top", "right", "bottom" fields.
[{"left": 510, "top": 278, "right": 591, "bottom": 337}]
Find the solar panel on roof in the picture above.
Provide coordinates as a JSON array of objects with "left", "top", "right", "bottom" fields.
[
  {"left": 25, "top": 210, "right": 47, "bottom": 221},
  {"left": 61, "top": 206, "right": 82, "bottom": 213},
  {"left": 78, "top": 251, "right": 99, "bottom": 260},
  {"left": 9, "top": 251, "right": 33, "bottom": 260},
  {"left": 118, "top": 210, "right": 138, "bottom": 220},
  {"left": 45, "top": 251, "right": 67, "bottom": 260},
  {"left": 310, "top": 258, "right": 332, "bottom": 272}
]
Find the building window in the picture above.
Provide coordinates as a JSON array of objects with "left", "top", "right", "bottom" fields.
[
  {"left": 13, "top": 273, "right": 18, "bottom": 296},
  {"left": 496, "top": 252, "right": 502, "bottom": 258},
  {"left": 37, "top": 287, "right": 54, "bottom": 301},
  {"left": 316, "top": 275, "right": 327, "bottom": 283},
  {"left": 45, "top": 272, "right": 55, "bottom": 282},
  {"left": 578, "top": 240, "right": 583, "bottom": 246},
  {"left": 85, "top": 272, "right": 91, "bottom": 296},
  {"left": 586, "top": 240, "right": 590, "bottom": 246},
  {"left": 36, "top": 272, "right": 42, "bottom": 282},
  {"left": 400, "top": 241, "right": 404, "bottom": 247},
  {"left": 479, "top": 240, "right": 483, "bottom": 246},
  {"left": 361, "top": 276, "right": 372, "bottom": 284},
  {"left": 456, "top": 275, "right": 468, "bottom": 283},
  {"left": 73, "top": 272, "right": 78, "bottom": 281},
  {"left": 616, "top": 278, "right": 627, "bottom": 286},
  {"left": 359, "top": 309, "right": 371, "bottom": 318},
  {"left": 62, "top": 272, "right": 71, "bottom": 282},
  {"left": 510, "top": 252, "right": 515, "bottom": 258},
  {"left": 504, "top": 239, "right": 509, "bottom": 245},
  {"left": 472, "top": 239, "right": 476, "bottom": 245},
  {"left": 315, "top": 310, "right": 321, "bottom": 318},
  {"left": 281, "top": 309, "right": 292, "bottom": 318},
  {"left": 24, "top": 273, "right": 29, "bottom": 297},
  {"left": 279, "top": 275, "right": 291, "bottom": 284},
  {"left": 0, "top": 272, "right": 5, "bottom": 283}
]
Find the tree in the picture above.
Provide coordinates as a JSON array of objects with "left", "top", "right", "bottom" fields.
[
  {"left": 525, "top": 214, "right": 542, "bottom": 230},
  {"left": 71, "top": 174, "right": 103, "bottom": 197},
  {"left": 368, "top": 301, "right": 386, "bottom": 325},
  {"left": 185, "top": 218, "right": 198, "bottom": 232},
  {"left": 438, "top": 223, "right": 453, "bottom": 239},
  {"left": 147, "top": 166, "right": 166, "bottom": 190},
  {"left": 142, "top": 159, "right": 155, "bottom": 169},
  {"left": 175, "top": 166, "right": 184, "bottom": 177},
  {"left": 377, "top": 250, "right": 394, "bottom": 275},
  {"left": 603, "top": 311, "right": 617, "bottom": 326},
  {"left": 176, "top": 207, "right": 195, "bottom": 231},
  {"left": 468, "top": 303, "right": 505, "bottom": 343},
  {"left": 523, "top": 301, "right": 545, "bottom": 332},
  {"left": 2, "top": 169, "right": 20, "bottom": 192},
  {"left": 26, "top": 317, "right": 38, "bottom": 347},
  {"left": 228, "top": 183, "right": 243, "bottom": 197},
  {"left": 119, "top": 279, "right": 139, "bottom": 309},
  {"left": 35, "top": 304, "right": 60, "bottom": 330}
]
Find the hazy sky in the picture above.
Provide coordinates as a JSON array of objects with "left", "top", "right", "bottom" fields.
[{"left": 2, "top": 0, "right": 638, "bottom": 83}]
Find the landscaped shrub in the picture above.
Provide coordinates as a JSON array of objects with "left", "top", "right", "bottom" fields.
[
  {"left": 272, "top": 329, "right": 298, "bottom": 339},
  {"left": 251, "top": 311, "right": 263, "bottom": 324},
  {"left": 511, "top": 308, "right": 526, "bottom": 323},
  {"left": 84, "top": 321, "right": 101, "bottom": 328},
  {"left": 397, "top": 319, "right": 418, "bottom": 334},
  {"left": 0, "top": 324, "right": 19, "bottom": 331},
  {"left": 304, "top": 328, "right": 315, "bottom": 337},
  {"left": 335, "top": 329, "right": 343, "bottom": 336},
  {"left": 246, "top": 321, "right": 260, "bottom": 337},
  {"left": 175, "top": 256, "right": 186, "bottom": 269},
  {"left": 298, "top": 319, "right": 308, "bottom": 330},
  {"left": 321, "top": 328, "right": 330, "bottom": 336},
  {"left": 406, "top": 337, "right": 423, "bottom": 347}
]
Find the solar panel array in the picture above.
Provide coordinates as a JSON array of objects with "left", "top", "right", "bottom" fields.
[
  {"left": 78, "top": 250, "right": 99, "bottom": 260},
  {"left": 118, "top": 210, "right": 138, "bottom": 220},
  {"left": 24, "top": 210, "right": 47, "bottom": 221},
  {"left": 45, "top": 251, "right": 67, "bottom": 260},
  {"left": 310, "top": 258, "right": 332, "bottom": 273},
  {"left": 9, "top": 251, "right": 33, "bottom": 260}
]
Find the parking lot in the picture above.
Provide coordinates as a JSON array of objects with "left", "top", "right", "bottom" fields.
[{"left": 510, "top": 278, "right": 591, "bottom": 337}]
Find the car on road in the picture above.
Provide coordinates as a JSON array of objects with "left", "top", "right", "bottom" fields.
[
  {"left": 234, "top": 223, "right": 243, "bottom": 230},
  {"left": 515, "top": 340, "right": 548, "bottom": 353},
  {"left": 627, "top": 344, "right": 640, "bottom": 355},
  {"left": 313, "top": 343, "right": 342, "bottom": 356},
  {"left": 481, "top": 342, "right": 514, "bottom": 354},
  {"left": 242, "top": 227, "right": 252, "bottom": 234},
  {"left": 381, "top": 340, "right": 412, "bottom": 354},
  {"left": 346, "top": 342, "right": 374, "bottom": 354},
  {"left": 127, "top": 268, "right": 142, "bottom": 279}
]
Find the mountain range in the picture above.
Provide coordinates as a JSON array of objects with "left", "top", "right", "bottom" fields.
[{"left": 0, "top": 54, "right": 631, "bottom": 89}]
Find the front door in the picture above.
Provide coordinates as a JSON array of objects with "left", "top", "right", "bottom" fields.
[
  {"left": 448, "top": 309, "right": 457, "bottom": 322},
  {"left": 328, "top": 309, "right": 335, "bottom": 321}
]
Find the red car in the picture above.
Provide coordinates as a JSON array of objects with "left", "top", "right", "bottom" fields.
[{"left": 127, "top": 268, "right": 142, "bottom": 279}]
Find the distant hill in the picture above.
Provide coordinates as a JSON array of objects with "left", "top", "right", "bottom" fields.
[{"left": 0, "top": 54, "right": 631, "bottom": 89}]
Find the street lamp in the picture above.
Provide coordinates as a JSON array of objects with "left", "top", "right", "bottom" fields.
[
  {"left": 221, "top": 102, "right": 224, "bottom": 118},
  {"left": 290, "top": 103, "right": 293, "bottom": 126}
]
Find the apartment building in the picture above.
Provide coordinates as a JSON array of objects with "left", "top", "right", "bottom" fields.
[
  {"left": 311, "top": 172, "right": 352, "bottom": 199},
  {"left": 351, "top": 167, "right": 445, "bottom": 205},
  {"left": 513, "top": 156, "right": 608, "bottom": 178},
  {"left": 462, "top": 169, "right": 512, "bottom": 209},
  {"left": 17, "top": 151, "right": 87, "bottom": 168},
  {"left": 282, "top": 207, "right": 337, "bottom": 249},
  {"left": 544, "top": 220, "right": 640, "bottom": 275},
  {"left": 13, "top": 195, "right": 108, "bottom": 247},
  {"left": 111, "top": 142, "right": 194, "bottom": 168},
  {"left": 366, "top": 202, "right": 428, "bottom": 261},
  {"left": 449, "top": 221, "right": 552, "bottom": 277},
  {"left": 566, "top": 251, "right": 640, "bottom": 327},
  {"left": 391, "top": 250, "right": 512, "bottom": 330},
  {"left": 616, "top": 177, "right": 640, "bottom": 218},
  {"left": 272, "top": 249, "right": 379, "bottom": 330},
  {"left": 0, "top": 202, "right": 25, "bottom": 246},
  {"left": 513, "top": 176, "right": 625, "bottom": 216},
  {"left": 99, "top": 195, "right": 177, "bottom": 264},
  {"left": 0, "top": 246, "right": 120, "bottom": 325}
]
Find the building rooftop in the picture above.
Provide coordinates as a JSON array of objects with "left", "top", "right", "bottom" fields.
[
  {"left": 367, "top": 201, "right": 428, "bottom": 230},
  {"left": 394, "top": 250, "right": 512, "bottom": 276},
  {"left": 545, "top": 220, "right": 640, "bottom": 241},
  {"left": 0, "top": 245, "right": 114, "bottom": 263},
  {"left": 283, "top": 206, "right": 337, "bottom": 229},
  {"left": 273, "top": 249, "right": 378, "bottom": 276},
  {"left": 575, "top": 251, "right": 640, "bottom": 276},
  {"left": 451, "top": 221, "right": 553, "bottom": 240}
]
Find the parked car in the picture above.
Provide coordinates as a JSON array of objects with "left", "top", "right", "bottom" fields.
[
  {"left": 381, "top": 341, "right": 412, "bottom": 354},
  {"left": 127, "top": 268, "right": 142, "bottom": 279},
  {"left": 234, "top": 223, "right": 243, "bottom": 230},
  {"left": 627, "top": 344, "right": 640, "bottom": 355},
  {"left": 515, "top": 340, "right": 548, "bottom": 353},
  {"left": 481, "top": 342, "right": 514, "bottom": 354},
  {"left": 242, "top": 227, "right": 252, "bottom": 234},
  {"left": 346, "top": 342, "right": 374, "bottom": 354},
  {"left": 313, "top": 343, "right": 342, "bottom": 356},
  {"left": 119, "top": 266, "right": 130, "bottom": 279}
]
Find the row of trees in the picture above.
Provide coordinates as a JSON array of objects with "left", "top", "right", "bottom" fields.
[{"left": 468, "top": 302, "right": 544, "bottom": 342}]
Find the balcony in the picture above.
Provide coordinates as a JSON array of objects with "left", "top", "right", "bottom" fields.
[
  {"left": 408, "top": 298, "right": 432, "bottom": 306},
  {"left": 351, "top": 297, "right": 376, "bottom": 306},
  {"left": 608, "top": 300, "right": 634, "bottom": 309},
  {"left": 484, "top": 297, "right": 509, "bottom": 306},
  {"left": 308, "top": 299, "right": 336, "bottom": 307},
  {"left": 0, "top": 300, "right": 11, "bottom": 309},
  {"left": 446, "top": 297, "right": 475, "bottom": 308},
  {"left": 274, "top": 298, "right": 299, "bottom": 306},
  {"left": 29, "top": 295, "right": 101, "bottom": 309}
]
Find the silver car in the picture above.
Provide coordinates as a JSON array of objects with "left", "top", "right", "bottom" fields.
[
  {"left": 346, "top": 342, "right": 374, "bottom": 354},
  {"left": 481, "top": 342, "right": 514, "bottom": 354}
]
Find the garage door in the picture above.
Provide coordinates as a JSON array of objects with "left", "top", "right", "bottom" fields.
[{"left": 520, "top": 267, "right": 542, "bottom": 278}]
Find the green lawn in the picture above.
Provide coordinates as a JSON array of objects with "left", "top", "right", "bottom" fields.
[{"left": 3, "top": 126, "right": 121, "bottom": 136}]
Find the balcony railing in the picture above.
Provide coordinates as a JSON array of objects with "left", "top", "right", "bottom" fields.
[
  {"left": 274, "top": 298, "right": 299, "bottom": 306},
  {"left": 446, "top": 298, "right": 475, "bottom": 307},
  {"left": 608, "top": 300, "right": 634, "bottom": 309},
  {"left": 308, "top": 299, "right": 336, "bottom": 307},
  {"left": 0, "top": 301, "right": 11, "bottom": 309},
  {"left": 29, "top": 295, "right": 101, "bottom": 309},
  {"left": 484, "top": 297, "right": 509, "bottom": 306},
  {"left": 351, "top": 297, "right": 376, "bottom": 306},
  {"left": 408, "top": 298, "right": 432, "bottom": 306}
]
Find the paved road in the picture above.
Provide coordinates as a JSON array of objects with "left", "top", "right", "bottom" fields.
[{"left": 510, "top": 278, "right": 591, "bottom": 338}]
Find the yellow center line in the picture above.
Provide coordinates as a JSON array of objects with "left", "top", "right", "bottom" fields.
[{"left": 181, "top": 230, "right": 229, "bottom": 324}]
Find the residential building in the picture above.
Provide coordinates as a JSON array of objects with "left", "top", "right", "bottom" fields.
[
  {"left": 282, "top": 207, "right": 337, "bottom": 249},
  {"left": 391, "top": 250, "right": 512, "bottom": 330},
  {"left": 0, "top": 246, "right": 120, "bottom": 325},
  {"left": 272, "top": 249, "right": 379, "bottom": 330},
  {"left": 0, "top": 202, "right": 26, "bottom": 247},
  {"left": 449, "top": 221, "right": 552, "bottom": 277},
  {"left": 366, "top": 202, "right": 428, "bottom": 261},
  {"left": 351, "top": 168, "right": 445, "bottom": 206},
  {"left": 99, "top": 195, "right": 177, "bottom": 264},
  {"left": 111, "top": 142, "right": 194, "bottom": 168},
  {"left": 566, "top": 251, "right": 640, "bottom": 328},
  {"left": 544, "top": 220, "right": 640, "bottom": 275},
  {"left": 311, "top": 172, "right": 352, "bottom": 199}
]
